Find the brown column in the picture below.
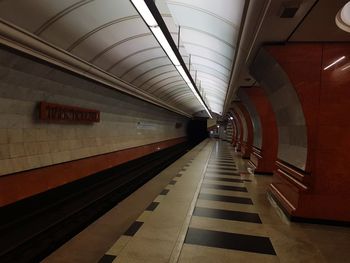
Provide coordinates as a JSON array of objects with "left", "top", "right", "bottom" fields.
[
  {"left": 236, "top": 102, "right": 254, "bottom": 159},
  {"left": 228, "top": 110, "right": 240, "bottom": 150},
  {"left": 230, "top": 119, "right": 238, "bottom": 146},
  {"left": 245, "top": 87, "right": 278, "bottom": 174},
  {"left": 230, "top": 108, "right": 244, "bottom": 152},
  {"left": 264, "top": 43, "right": 350, "bottom": 223}
]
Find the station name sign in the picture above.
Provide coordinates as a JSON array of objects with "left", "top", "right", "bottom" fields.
[{"left": 39, "top": 101, "right": 100, "bottom": 123}]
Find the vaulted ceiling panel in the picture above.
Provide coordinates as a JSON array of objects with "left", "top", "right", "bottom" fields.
[
  {"left": 0, "top": 0, "right": 77, "bottom": 32},
  {"left": 130, "top": 64, "right": 174, "bottom": 86},
  {"left": 40, "top": 0, "right": 136, "bottom": 50},
  {"left": 70, "top": 18, "right": 149, "bottom": 60},
  {"left": 105, "top": 39, "right": 163, "bottom": 73},
  {"left": 0, "top": 0, "right": 205, "bottom": 115},
  {"left": 166, "top": 0, "right": 246, "bottom": 114}
]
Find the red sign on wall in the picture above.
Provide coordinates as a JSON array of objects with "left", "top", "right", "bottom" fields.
[{"left": 39, "top": 101, "right": 100, "bottom": 123}]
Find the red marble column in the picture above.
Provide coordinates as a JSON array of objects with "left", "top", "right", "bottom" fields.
[
  {"left": 230, "top": 119, "right": 238, "bottom": 146},
  {"left": 230, "top": 108, "right": 244, "bottom": 152},
  {"left": 236, "top": 102, "right": 254, "bottom": 159},
  {"left": 266, "top": 43, "right": 350, "bottom": 223},
  {"left": 244, "top": 87, "right": 278, "bottom": 174}
]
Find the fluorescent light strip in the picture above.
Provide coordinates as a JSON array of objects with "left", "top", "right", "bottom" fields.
[
  {"left": 323, "top": 56, "right": 346, "bottom": 70},
  {"left": 175, "top": 65, "right": 191, "bottom": 83},
  {"left": 150, "top": 27, "right": 180, "bottom": 66},
  {"left": 341, "top": 64, "right": 350, "bottom": 71},
  {"left": 131, "top": 0, "right": 212, "bottom": 118},
  {"left": 131, "top": 0, "right": 158, "bottom": 26}
]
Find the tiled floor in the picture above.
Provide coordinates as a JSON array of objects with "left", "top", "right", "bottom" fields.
[{"left": 44, "top": 139, "right": 350, "bottom": 263}]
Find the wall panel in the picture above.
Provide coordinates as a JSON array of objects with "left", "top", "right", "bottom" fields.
[
  {"left": 244, "top": 86, "right": 278, "bottom": 174},
  {"left": 0, "top": 46, "right": 190, "bottom": 205}
]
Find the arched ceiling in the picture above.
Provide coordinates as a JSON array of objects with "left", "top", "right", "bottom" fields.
[
  {"left": 163, "top": 0, "right": 246, "bottom": 115},
  {"left": 0, "top": 0, "right": 246, "bottom": 116}
]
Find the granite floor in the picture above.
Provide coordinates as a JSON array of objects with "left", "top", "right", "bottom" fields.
[{"left": 43, "top": 139, "right": 350, "bottom": 263}]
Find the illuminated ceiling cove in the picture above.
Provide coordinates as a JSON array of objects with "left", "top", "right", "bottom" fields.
[
  {"left": 0, "top": 0, "right": 245, "bottom": 117},
  {"left": 165, "top": 0, "right": 246, "bottom": 115}
]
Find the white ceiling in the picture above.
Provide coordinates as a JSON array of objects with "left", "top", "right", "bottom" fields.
[
  {"left": 1, "top": 0, "right": 348, "bottom": 119},
  {"left": 164, "top": 0, "right": 246, "bottom": 115},
  {"left": 0, "top": 0, "right": 220, "bottom": 115}
]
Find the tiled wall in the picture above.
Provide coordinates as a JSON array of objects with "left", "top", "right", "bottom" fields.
[{"left": 0, "top": 47, "right": 188, "bottom": 176}]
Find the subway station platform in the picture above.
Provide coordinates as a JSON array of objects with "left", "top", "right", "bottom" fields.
[
  {"left": 43, "top": 139, "right": 350, "bottom": 263},
  {"left": 1, "top": 1, "right": 350, "bottom": 262}
]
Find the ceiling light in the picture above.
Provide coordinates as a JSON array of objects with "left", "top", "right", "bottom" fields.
[
  {"left": 341, "top": 2, "right": 350, "bottom": 25},
  {"left": 323, "top": 56, "right": 346, "bottom": 70},
  {"left": 131, "top": 0, "right": 158, "bottom": 26},
  {"left": 150, "top": 27, "right": 180, "bottom": 66},
  {"left": 341, "top": 64, "right": 350, "bottom": 71},
  {"left": 176, "top": 65, "right": 192, "bottom": 83},
  {"left": 130, "top": 0, "right": 212, "bottom": 118},
  {"left": 336, "top": 1, "right": 350, "bottom": 33},
  {"left": 229, "top": 117, "right": 233, "bottom": 120}
]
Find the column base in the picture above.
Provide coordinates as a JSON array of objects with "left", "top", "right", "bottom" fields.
[{"left": 268, "top": 190, "right": 350, "bottom": 227}]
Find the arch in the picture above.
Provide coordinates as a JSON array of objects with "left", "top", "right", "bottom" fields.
[
  {"left": 232, "top": 105, "right": 247, "bottom": 142},
  {"left": 225, "top": 121, "right": 234, "bottom": 142},
  {"left": 234, "top": 102, "right": 254, "bottom": 159},
  {"left": 228, "top": 108, "right": 243, "bottom": 151},
  {"left": 250, "top": 47, "right": 307, "bottom": 170},
  {"left": 233, "top": 118, "right": 239, "bottom": 145},
  {"left": 229, "top": 119, "right": 237, "bottom": 145},
  {"left": 232, "top": 114, "right": 241, "bottom": 149},
  {"left": 244, "top": 86, "right": 278, "bottom": 174},
  {"left": 238, "top": 89, "right": 262, "bottom": 149}
]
